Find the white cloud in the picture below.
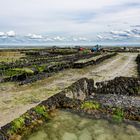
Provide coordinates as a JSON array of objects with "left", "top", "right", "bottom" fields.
[
  {"left": 45, "top": 37, "right": 54, "bottom": 42},
  {"left": 78, "top": 37, "right": 89, "bottom": 41},
  {"left": 72, "top": 38, "right": 78, "bottom": 42},
  {"left": 97, "top": 35, "right": 113, "bottom": 40},
  {"left": 0, "top": 32, "right": 5, "bottom": 37},
  {"left": 6, "top": 31, "right": 16, "bottom": 37},
  {"left": 110, "top": 30, "right": 126, "bottom": 35},
  {"left": 97, "top": 28, "right": 140, "bottom": 41},
  {"left": 26, "top": 33, "right": 43, "bottom": 39},
  {"left": 72, "top": 37, "right": 90, "bottom": 42},
  {"left": 53, "top": 36, "right": 65, "bottom": 41},
  {"left": 110, "top": 30, "right": 131, "bottom": 37},
  {"left": 110, "top": 29, "right": 140, "bottom": 38},
  {"left": 97, "top": 35, "right": 103, "bottom": 39}
]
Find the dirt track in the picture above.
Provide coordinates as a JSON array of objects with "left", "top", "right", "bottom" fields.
[
  {"left": 0, "top": 53, "right": 138, "bottom": 127},
  {"left": 85, "top": 53, "right": 138, "bottom": 82}
]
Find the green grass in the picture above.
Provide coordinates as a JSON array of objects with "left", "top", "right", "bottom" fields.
[
  {"left": 33, "top": 64, "right": 47, "bottom": 72},
  {"left": 9, "top": 117, "right": 25, "bottom": 134},
  {"left": 2, "top": 69, "right": 23, "bottom": 77},
  {"left": 112, "top": 108, "right": 124, "bottom": 122},
  {"left": 1, "top": 67, "right": 34, "bottom": 77},
  {"left": 133, "top": 86, "right": 140, "bottom": 94},
  {"left": 8, "top": 105, "right": 49, "bottom": 135},
  {"left": 13, "top": 68, "right": 34, "bottom": 74},
  {"left": 34, "top": 105, "right": 49, "bottom": 119},
  {"left": 0, "top": 51, "right": 25, "bottom": 63},
  {"left": 81, "top": 101, "right": 100, "bottom": 110}
]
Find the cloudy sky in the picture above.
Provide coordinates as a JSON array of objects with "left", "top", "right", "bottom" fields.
[{"left": 0, "top": 0, "right": 140, "bottom": 45}]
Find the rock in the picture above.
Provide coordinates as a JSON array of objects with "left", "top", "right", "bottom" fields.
[
  {"left": 126, "top": 125, "right": 139, "bottom": 135},
  {"left": 41, "top": 78, "right": 95, "bottom": 109},
  {"left": 28, "top": 131, "right": 48, "bottom": 140},
  {"left": 94, "top": 133, "right": 114, "bottom": 140},
  {"left": 65, "top": 78, "right": 95, "bottom": 101},
  {"left": 62, "top": 132, "right": 77, "bottom": 140},
  {"left": 79, "top": 129, "right": 92, "bottom": 140},
  {"left": 78, "top": 119, "right": 89, "bottom": 129},
  {"left": 92, "top": 127, "right": 105, "bottom": 136}
]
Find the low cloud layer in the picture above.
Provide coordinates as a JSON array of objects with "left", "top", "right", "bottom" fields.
[
  {"left": 0, "top": 28, "right": 140, "bottom": 45},
  {"left": 0, "top": 32, "right": 91, "bottom": 45}
]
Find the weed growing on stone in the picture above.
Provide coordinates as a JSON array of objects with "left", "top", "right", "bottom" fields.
[
  {"left": 34, "top": 105, "right": 48, "bottom": 119},
  {"left": 112, "top": 108, "right": 124, "bottom": 122},
  {"left": 9, "top": 117, "right": 25, "bottom": 134},
  {"left": 81, "top": 101, "right": 100, "bottom": 110}
]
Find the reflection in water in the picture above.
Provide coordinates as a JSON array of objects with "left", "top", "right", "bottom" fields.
[{"left": 23, "top": 111, "right": 140, "bottom": 140}]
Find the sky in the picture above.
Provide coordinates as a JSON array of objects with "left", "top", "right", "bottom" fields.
[{"left": 0, "top": 0, "right": 140, "bottom": 45}]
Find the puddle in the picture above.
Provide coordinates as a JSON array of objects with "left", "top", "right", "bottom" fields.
[{"left": 23, "top": 110, "right": 140, "bottom": 140}]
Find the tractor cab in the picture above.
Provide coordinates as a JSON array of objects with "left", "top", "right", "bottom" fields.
[{"left": 91, "top": 45, "right": 101, "bottom": 52}]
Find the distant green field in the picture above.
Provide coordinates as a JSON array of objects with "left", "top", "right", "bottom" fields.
[
  {"left": 2, "top": 68, "right": 34, "bottom": 78},
  {"left": 0, "top": 51, "right": 25, "bottom": 63}
]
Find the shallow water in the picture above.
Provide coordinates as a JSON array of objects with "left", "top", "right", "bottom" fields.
[{"left": 23, "top": 111, "right": 140, "bottom": 140}]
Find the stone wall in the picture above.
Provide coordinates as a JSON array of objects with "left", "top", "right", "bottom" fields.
[
  {"left": 73, "top": 53, "right": 117, "bottom": 68},
  {"left": 136, "top": 54, "right": 140, "bottom": 77},
  {"left": 96, "top": 77, "right": 140, "bottom": 96}
]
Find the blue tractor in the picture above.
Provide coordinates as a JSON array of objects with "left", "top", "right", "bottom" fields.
[{"left": 91, "top": 45, "right": 101, "bottom": 52}]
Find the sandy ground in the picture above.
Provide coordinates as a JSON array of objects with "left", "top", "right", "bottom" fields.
[{"left": 0, "top": 53, "right": 138, "bottom": 127}]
